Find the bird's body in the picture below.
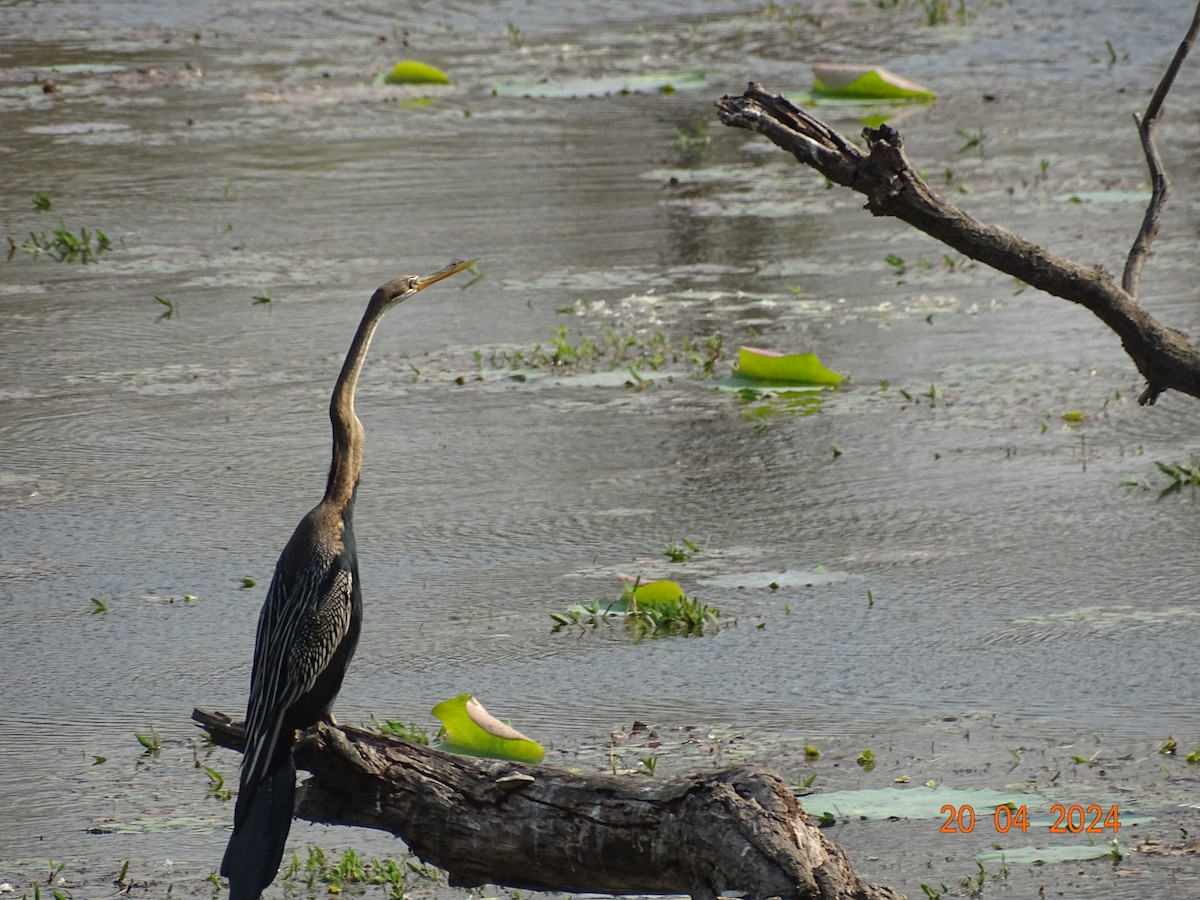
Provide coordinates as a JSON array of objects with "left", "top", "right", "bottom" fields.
[{"left": 221, "top": 260, "right": 475, "bottom": 900}]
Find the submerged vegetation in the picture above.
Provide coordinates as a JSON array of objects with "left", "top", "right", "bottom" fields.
[
  {"left": 279, "top": 845, "right": 439, "bottom": 899},
  {"left": 484, "top": 325, "right": 725, "bottom": 380},
  {"left": 873, "top": 0, "right": 983, "bottom": 26},
  {"left": 673, "top": 120, "right": 710, "bottom": 163}
]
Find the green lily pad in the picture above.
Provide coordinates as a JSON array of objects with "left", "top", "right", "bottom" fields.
[
  {"left": 806, "top": 785, "right": 1153, "bottom": 842},
  {"left": 630, "top": 579, "right": 686, "bottom": 605},
  {"left": 432, "top": 694, "right": 544, "bottom": 763},
  {"left": 811, "top": 63, "right": 935, "bottom": 101},
  {"left": 736, "top": 347, "right": 844, "bottom": 386},
  {"left": 568, "top": 579, "right": 686, "bottom": 615},
  {"left": 805, "top": 785, "right": 1034, "bottom": 822},
  {"left": 380, "top": 60, "right": 450, "bottom": 85},
  {"left": 976, "top": 843, "right": 1123, "bottom": 866}
]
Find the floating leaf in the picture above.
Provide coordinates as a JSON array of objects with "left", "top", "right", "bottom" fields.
[
  {"left": 432, "top": 694, "right": 544, "bottom": 763},
  {"left": 806, "top": 785, "right": 1152, "bottom": 829},
  {"left": 625, "top": 578, "right": 686, "bottom": 607},
  {"left": 736, "top": 347, "right": 844, "bottom": 386},
  {"left": 811, "top": 786, "right": 1031, "bottom": 824},
  {"left": 975, "top": 843, "right": 1123, "bottom": 866},
  {"left": 382, "top": 60, "right": 450, "bottom": 85},
  {"left": 811, "top": 63, "right": 935, "bottom": 101}
]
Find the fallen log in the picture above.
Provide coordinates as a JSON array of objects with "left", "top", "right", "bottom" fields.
[{"left": 192, "top": 707, "right": 903, "bottom": 900}]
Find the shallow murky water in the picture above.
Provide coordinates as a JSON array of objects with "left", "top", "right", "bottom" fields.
[{"left": 3, "top": 1, "right": 1200, "bottom": 897}]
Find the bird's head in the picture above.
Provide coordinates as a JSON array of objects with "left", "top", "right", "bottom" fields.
[{"left": 370, "top": 258, "right": 477, "bottom": 312}]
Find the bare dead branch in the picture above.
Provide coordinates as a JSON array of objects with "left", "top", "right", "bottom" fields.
[
  {"left": 193, "top": 707, "right": 904, "bottom": 900},
  {"left": 1123, "top": 0, "right": 1200, "bottom": 301},
  {"left": 716, "top": 83, "right": 1200, "bottom": 405}
]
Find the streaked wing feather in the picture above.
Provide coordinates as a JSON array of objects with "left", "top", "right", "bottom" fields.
[{"left": 239, "top": 556, "right": 353, "bottom": 794}]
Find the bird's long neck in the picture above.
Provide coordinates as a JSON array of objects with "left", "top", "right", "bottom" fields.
[{"left": 324, "top": 302, "right": 386, "bottom": 509}]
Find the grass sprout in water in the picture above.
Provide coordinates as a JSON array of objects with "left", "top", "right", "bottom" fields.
[
  {"left": 368, "top": 714, "right": 431, "bottom": 745},
  {"left": 1124, "top": 459, "right": 1200, "bottom": 498},
  {"left": 279, "top": 845, "right": 439, "bottom": 899},
  {"left": 9, "top": 221, "right": 111, "bottom": 263},
  {"left": 551, "top": 580, "right": 719, "bottom": 638},
  {"left": 1154, "top": 460, "right": 1200, "bottom": 496},
  {"left": 154, "top": 295, "right": 178, "bottom": 322},
  {"left": 663, "top": 538, "right": 699, "bottom": 562},
  {"left": 135, "top": 726, "right": 162, "bottom": 754}
]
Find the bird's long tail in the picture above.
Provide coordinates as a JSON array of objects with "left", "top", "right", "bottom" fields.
[{"left": 221, "top": 753, "right": 297, "bottom": 900}]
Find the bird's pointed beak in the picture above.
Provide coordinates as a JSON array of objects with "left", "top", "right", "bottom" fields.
[
  {"left": 412, "top": 258, "right": 477, "bottom": 292},
  {"left": 373, "top": 259, "right": 477, "bottom": 306}
]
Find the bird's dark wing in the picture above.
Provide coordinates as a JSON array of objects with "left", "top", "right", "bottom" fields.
[{"left": 238, "top": 555, "right": 355, "bottom": 798}]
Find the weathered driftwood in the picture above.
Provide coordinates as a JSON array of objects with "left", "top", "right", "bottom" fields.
[
  {"left": 715, "top": 3, "right": 1200, "bottom": 406},
  {"left": 192, "top": 707, "right": 903, "bottom": 900}
]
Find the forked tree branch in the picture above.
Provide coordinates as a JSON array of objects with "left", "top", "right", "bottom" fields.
[
  {"left": 1124, "top": 2, "right": 1200, "bottom": 301},
  {"left": 715, "top": 3, "right": 1200, "bottom": 406}
]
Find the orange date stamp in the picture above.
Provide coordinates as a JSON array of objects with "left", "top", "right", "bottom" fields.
[{"left": 939, "top": 803, "right": 1122, "bottom": 835}]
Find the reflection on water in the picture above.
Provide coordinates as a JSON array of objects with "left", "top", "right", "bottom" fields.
[{"left": 3, "top": 1, "right": 1200, "bottom": 897}]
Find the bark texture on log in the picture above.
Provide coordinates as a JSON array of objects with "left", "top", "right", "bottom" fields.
[
  {"left": 193, "top": 707, "right": 903, "bottom": 900},
  {"left": 714, "top": 83, "right": 1200, "bottom": 406}
]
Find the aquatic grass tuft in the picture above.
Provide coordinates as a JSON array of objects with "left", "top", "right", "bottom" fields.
[
  {"left": 368, "top": 713, "right": 430, "bottom": 745},
  {"left": 662, "top": 538, "right": 699, "bottom": 563},
  {"left": 135, "top": 726, "right": 162, "bottom": 754},
  {"left": 6, "top": 195, "right": 109, "bottom": 263},
  {"left": 154, "top": 296, "right": 178, "bottom": 322},
  {"left": 488, "top": 325, "right": 725, "bottom": 379},
  {"left": 17, "top": 861, "right": 71, "bottom": 900},
  {"left": 16, "top": 221, "right": 111, "bottom": 263},
  {"left": 1152, "top": 461, "right": 1200, "bottom": 497},
  {"left": 281, "top": 844, "right": 439, "bottom": 898},
  {"left": 956, "top": 126, "right": 988, "bottom": 153},
  {"left": 202, "top": 765, "right": 231, "bottom": 801}
]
